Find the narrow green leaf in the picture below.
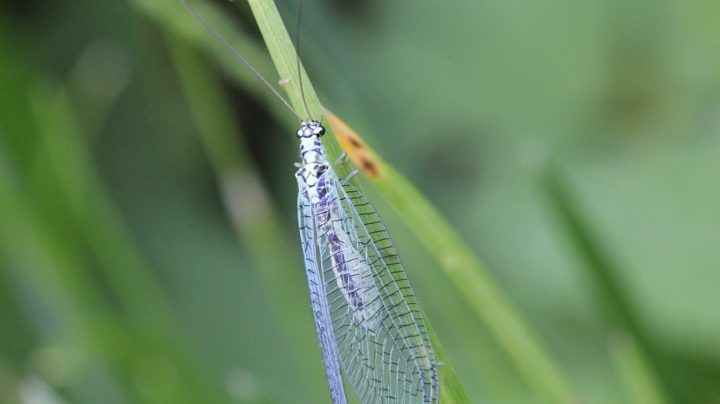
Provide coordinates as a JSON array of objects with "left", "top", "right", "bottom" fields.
[
  {"left": 244, "top": 0, "right": 469, "bottom": 401},
  {"left": 541, "top": 164, "right": 669, "bottom": 404},
  {"left": 167, "top": 35, "right": 324, "bottom": 402},
  {"left": 245, "top": 0, "right": 349, "bottom": 177},
  {"left": 26, "top": 79, "right": 231, "bottom": 404},
  {"left": 609, "top": 333, "right": 669, "bottom": 404},
  {"left": 327, "top": 111, "right": 575, "bottom": 403},
  {"left": 374, "top": 165, "right": 575, "bottom": 403}
]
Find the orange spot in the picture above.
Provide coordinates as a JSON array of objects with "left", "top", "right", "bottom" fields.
[{"left": 325, "top": 109, "right": 385, "bottom": 179}]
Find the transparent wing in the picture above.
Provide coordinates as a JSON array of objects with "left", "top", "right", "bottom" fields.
[
  {"left": 298, "top": 184, "right": 348, "bottom": 404},
  {"left": 313, "top": 168, "right": 439, "bottom": 404}
]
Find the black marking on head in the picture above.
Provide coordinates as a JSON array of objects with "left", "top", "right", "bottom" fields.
[{"left": 297, "top": 120, "right": 326, "bottom": 138}]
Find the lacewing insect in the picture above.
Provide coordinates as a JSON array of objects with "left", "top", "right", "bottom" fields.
[{"left": 181, "top": 1, "right": 439, "bottom": 402}]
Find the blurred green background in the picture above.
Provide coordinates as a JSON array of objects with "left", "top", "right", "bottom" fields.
[{"left": 1, "top": 0, "right": 720, "bottom": 403}]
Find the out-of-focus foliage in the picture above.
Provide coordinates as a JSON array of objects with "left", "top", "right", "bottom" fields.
[{"left": 1, "top": 0, "right": 719, "bottom": 403}]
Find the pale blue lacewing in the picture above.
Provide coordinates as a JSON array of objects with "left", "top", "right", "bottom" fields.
[{"left": 181, "top": 1, "right": 439, "bottom": 402}]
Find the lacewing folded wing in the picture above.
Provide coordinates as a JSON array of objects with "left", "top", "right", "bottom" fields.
[
  {"left": 300, "top": 167, "right": 439, "bottom": 404},
  {"left": 298, "top": 179, "right": 348, "bottom": 404}
]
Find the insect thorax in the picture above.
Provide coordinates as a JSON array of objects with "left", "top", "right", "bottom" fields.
[{"left": 295, "top": 121, "right": 329, "bottom": 194}]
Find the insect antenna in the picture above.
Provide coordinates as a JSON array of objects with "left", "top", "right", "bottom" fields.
[
  {"left": 180, "top": 0, "right": 303, "bottom": 120},
  {"left": 294, "top": 0, "right": 313, "bottom": 121}
]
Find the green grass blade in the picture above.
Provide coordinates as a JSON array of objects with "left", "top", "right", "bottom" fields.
[
  {"left": 326, "top": 111, "right": 576, "bottom": 403},
  {"left": 542, "top": 164, "right": 669, "bottom": 404},
  {"left": 375, "top": 164, "right": 574, "bottom": 403},
  {"left": 167, "top": 35, "right": 325, "bottom": 401},
  {"left": 0, "top": 146, "right": 138, "bottom": 400},
  {"left": 132, "top": 0, "right": 279, "bottom": 108},
  {"left": 428, "top": 329, "right": 470, "bottom": 404},
  {"left": 609, "top": 333, "right": 669, "bottom": 404},
  {"left": 26, "top": 79, "right": 231, "bottom": 404},
  {"left": 542, "top": 165, "right": 645, "bottom": 338},
  {"left": 245, "top": 0, "right": 469, "bottom": 401},
  {"left": 244, "top": 0, "right": 582, "bottom": 401},
  {"left": 245, "top": 0, "right": 347, "bottom": 173},
  {"left": 242, "top": 0, "right": 468, "bottom": 403},
  {"left": 189, "top": 0, "right": 574, "bottom": 401},
  {"left": 29, "top": 80, "right": 172, "bottom": 327}
]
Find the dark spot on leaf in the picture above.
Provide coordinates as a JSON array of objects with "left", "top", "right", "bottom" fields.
[
  {"left": 361, "top": 158, "right": 378, "bottom": 176},
  {"left": 349, "top": 137, "right": 362, "bottom": 148}
]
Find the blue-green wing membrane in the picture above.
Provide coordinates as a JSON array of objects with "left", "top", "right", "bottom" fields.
[
  {"left": 298, "top": 182, "right": 348, "bottom": 404},
  {"left": 309, "top": 168, "right": 439, "bottom": 403}
]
